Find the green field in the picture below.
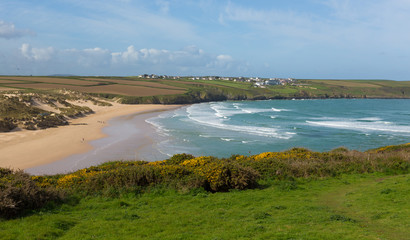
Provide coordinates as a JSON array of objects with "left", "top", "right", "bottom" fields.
[{"left": 296, "top": 79, "right": 410, "bottom": 99}]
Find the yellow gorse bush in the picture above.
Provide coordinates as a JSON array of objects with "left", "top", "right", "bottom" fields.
[
  {"left": 371, "top": 143, "right": 410, "bottom": 153},
  {"left": 158, "top": 165, "right": 190, "bottom": 178},
  {"left": 53, "top": 168, "right": 107, "bottom": 189},
  {"left": 25, "top": 143, "right": 409, "bottom": 193},
  {"left": 147, "top": 160, "right": 167, "bottom": 166},
  {"left": 252, "top": 148, "right": 314, "bottom": 161},
  {"left": 0, "top": 176, "right": 12, "bottom": 188},
  {"left": 180, "top": 156, "right": 242, "bottom": 191}
]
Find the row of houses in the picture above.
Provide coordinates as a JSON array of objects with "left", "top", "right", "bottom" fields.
[
  {"left": 137, "top": 74, "right": 295, "bottom": 86},
  {"left": 138, "top": 74, "right": 181, "bottom": 79},
  {"left": 190, "top": 76, "right": 237, "bottom": 81},
  {"left": 254, "top": 78, "right": 295, "bottom": 87},
  {"left": 189, "top": 76, "right": 295, "bottom": 86}
]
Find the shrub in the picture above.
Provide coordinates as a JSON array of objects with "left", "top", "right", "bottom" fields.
[
  {"left": 61, "top": 165, "right": 163, "bottom": 195},
  {"left": 29, "top": 144, "right": 409, "bottom": 197},
  {"left": 367, "top": 143, "right": 410, "bottom": 153},
  {"left": 330, "top": 147, "right": 350, "bottom": 153},
  {"left": 36, "top": 115, "right": 68, "bottom": 129},
  {"left": 181, "top": 157, "right": 260, "bottom": 192},
  {"left": 165, "top": 153, "right": 195, "bottom": 165},
  {"left": 235, "top": 146, "right": 410, "bottom": 179},
  {"left": 0, "top": 119, "right": 16, "bottom": 132},
  {"left": 0, "top": 168, "right": 64, "bottom": 219}
]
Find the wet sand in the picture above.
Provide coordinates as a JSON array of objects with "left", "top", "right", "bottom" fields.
[
  {"left": 0, "top": 103, "right": 180, "bottom": 173},
  {"left": 26, "top": 110, "right": 173, "bottom": 175}
]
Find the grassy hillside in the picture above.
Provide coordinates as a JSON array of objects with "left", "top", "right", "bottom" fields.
[
  {"left": 295, "top": 79, "right": 410, "bottom": 99},
  {"left": 1, "top": 144, "right": 409, "bottom": 239},
  {"left": 1, "top": 76, "right": 409, "bottom": 104}
]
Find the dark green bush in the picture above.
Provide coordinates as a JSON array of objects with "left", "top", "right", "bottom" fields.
[
  {"left": 0, "top": 119, "right": 16, "bottom": 132},
  {"left": 0, "top": 168, "right": 64, "bottom": 219},
  {"left": 78, "top": 165, "right": 163, "bottom": 195},
  {"left": 36, "top": 115, "right": 68, "bottom": 129},
  {"left": 218, "top": 161, "right": 260, "bottom": 191}
]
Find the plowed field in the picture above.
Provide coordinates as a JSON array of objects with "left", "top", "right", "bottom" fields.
[{"left": 1, "top": 77, "right": 187, "bottom": 96}]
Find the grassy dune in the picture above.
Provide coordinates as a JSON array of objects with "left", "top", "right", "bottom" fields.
[{"left": 0, "top": 89, "right": 111, "bottom": 131}]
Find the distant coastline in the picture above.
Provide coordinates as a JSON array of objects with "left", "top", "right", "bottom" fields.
[{"left": 1, "top": 76, "right": 409, "bottom": 106}]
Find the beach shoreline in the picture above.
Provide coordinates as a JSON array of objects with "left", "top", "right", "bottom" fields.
[{"left": 0, "top": 103, "right": 181, "bottom": 172}]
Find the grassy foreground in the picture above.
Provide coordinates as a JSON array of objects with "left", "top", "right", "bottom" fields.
[
  {"left": 0, "top": 144, "right": 409, "bottom": 239},
  {"left": 0, "top": 174, "right": 408, "bottom": 240}
]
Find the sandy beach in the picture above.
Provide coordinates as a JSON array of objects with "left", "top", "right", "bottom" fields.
[{"left": 0, "top": 102, "right": 180, "bottom": 171}]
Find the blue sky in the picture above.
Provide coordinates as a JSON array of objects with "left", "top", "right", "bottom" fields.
[{"left": 0, "top": 0, "right": 409, "bottom": 80}]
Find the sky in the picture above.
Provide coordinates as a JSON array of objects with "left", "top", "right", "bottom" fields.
[{"left": 0, "top": 0, "right": 409, "bottom": 80}]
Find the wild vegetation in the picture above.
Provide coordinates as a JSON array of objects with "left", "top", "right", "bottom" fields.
[
  {"left": 0, "top": 144, "right": 408, "bottom": 239},
  {"left": 1, "top": 144, "right": 408, "bottom": 217},
  {"left": 0, "top": 168, "right": 64, "bottom": 219}
]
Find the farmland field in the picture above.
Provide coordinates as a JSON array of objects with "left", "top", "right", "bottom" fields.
[
  {"left": 304, "top": 79, "right": 410, "bottom": 88},
  {"left": 0, "top": 76, "right": 409, "bottom": 103},
  {"left": 308, "top": 80, "right": 383, "bottom": 88},
  {"left": 82, "top": 78, "right": 186, "bottom": 90},
  {"left": 0, "top": 76, "right": 188, "bottom": 96},
  {"left": 3, "top": 83, "right": 185, "bottom": 96},
  {"left": 0, "top": 86, "right": 15, "bottom": 91},
  {"left": 0, "top": 77, "right": 100, "bottom": 86}
]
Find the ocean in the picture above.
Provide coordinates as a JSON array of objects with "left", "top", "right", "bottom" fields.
[{"left": 147, "top": 99, "right": 410, "bottom": 158}]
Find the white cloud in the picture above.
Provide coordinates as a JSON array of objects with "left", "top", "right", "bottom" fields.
[
  {"left": 0, "top": 20, "right": 34, "bottom": 39},
  {"left": 12, "top": 44, "right": 245, "bottom": 76},
  {"left": 216, "top": 55, "right": 233, "bottom": 62},
  {"left": 21, "top": 43, "right": 54, "bottom": 61},
  {"left": 65, "top": 47, "right": 112, "bottom": 67},
  {"left": 113, "top": 46, "right": 172, "bottom": 64},
  {"left": 113, "top": 45, "right": 216, "bottom": 68}
]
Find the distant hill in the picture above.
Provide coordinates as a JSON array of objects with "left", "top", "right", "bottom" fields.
[
  {"left": 0, "top": 76, "right": 409, "bottom": 104},
  {"left": 48, "top": 74, "right": 77, "bottom": 77}
]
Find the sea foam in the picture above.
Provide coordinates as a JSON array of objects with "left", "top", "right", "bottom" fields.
[
  {"left": 186, "top": 104, "right": 294, "bottom": 139},
  {"left": 306, "top": 119, "right": 410, "bottom": 134}
]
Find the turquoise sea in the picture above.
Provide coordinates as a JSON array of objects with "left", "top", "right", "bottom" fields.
[{"left": 147, "top": 99, "right": 410, "bottom": 157}]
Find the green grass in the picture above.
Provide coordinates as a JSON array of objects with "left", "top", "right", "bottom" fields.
[
  {"left": 1, "top": 173, "right": 408, "bottom": 240},
  {"left": 296, "top": 79, "right": 410, "bottom": 98}
]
